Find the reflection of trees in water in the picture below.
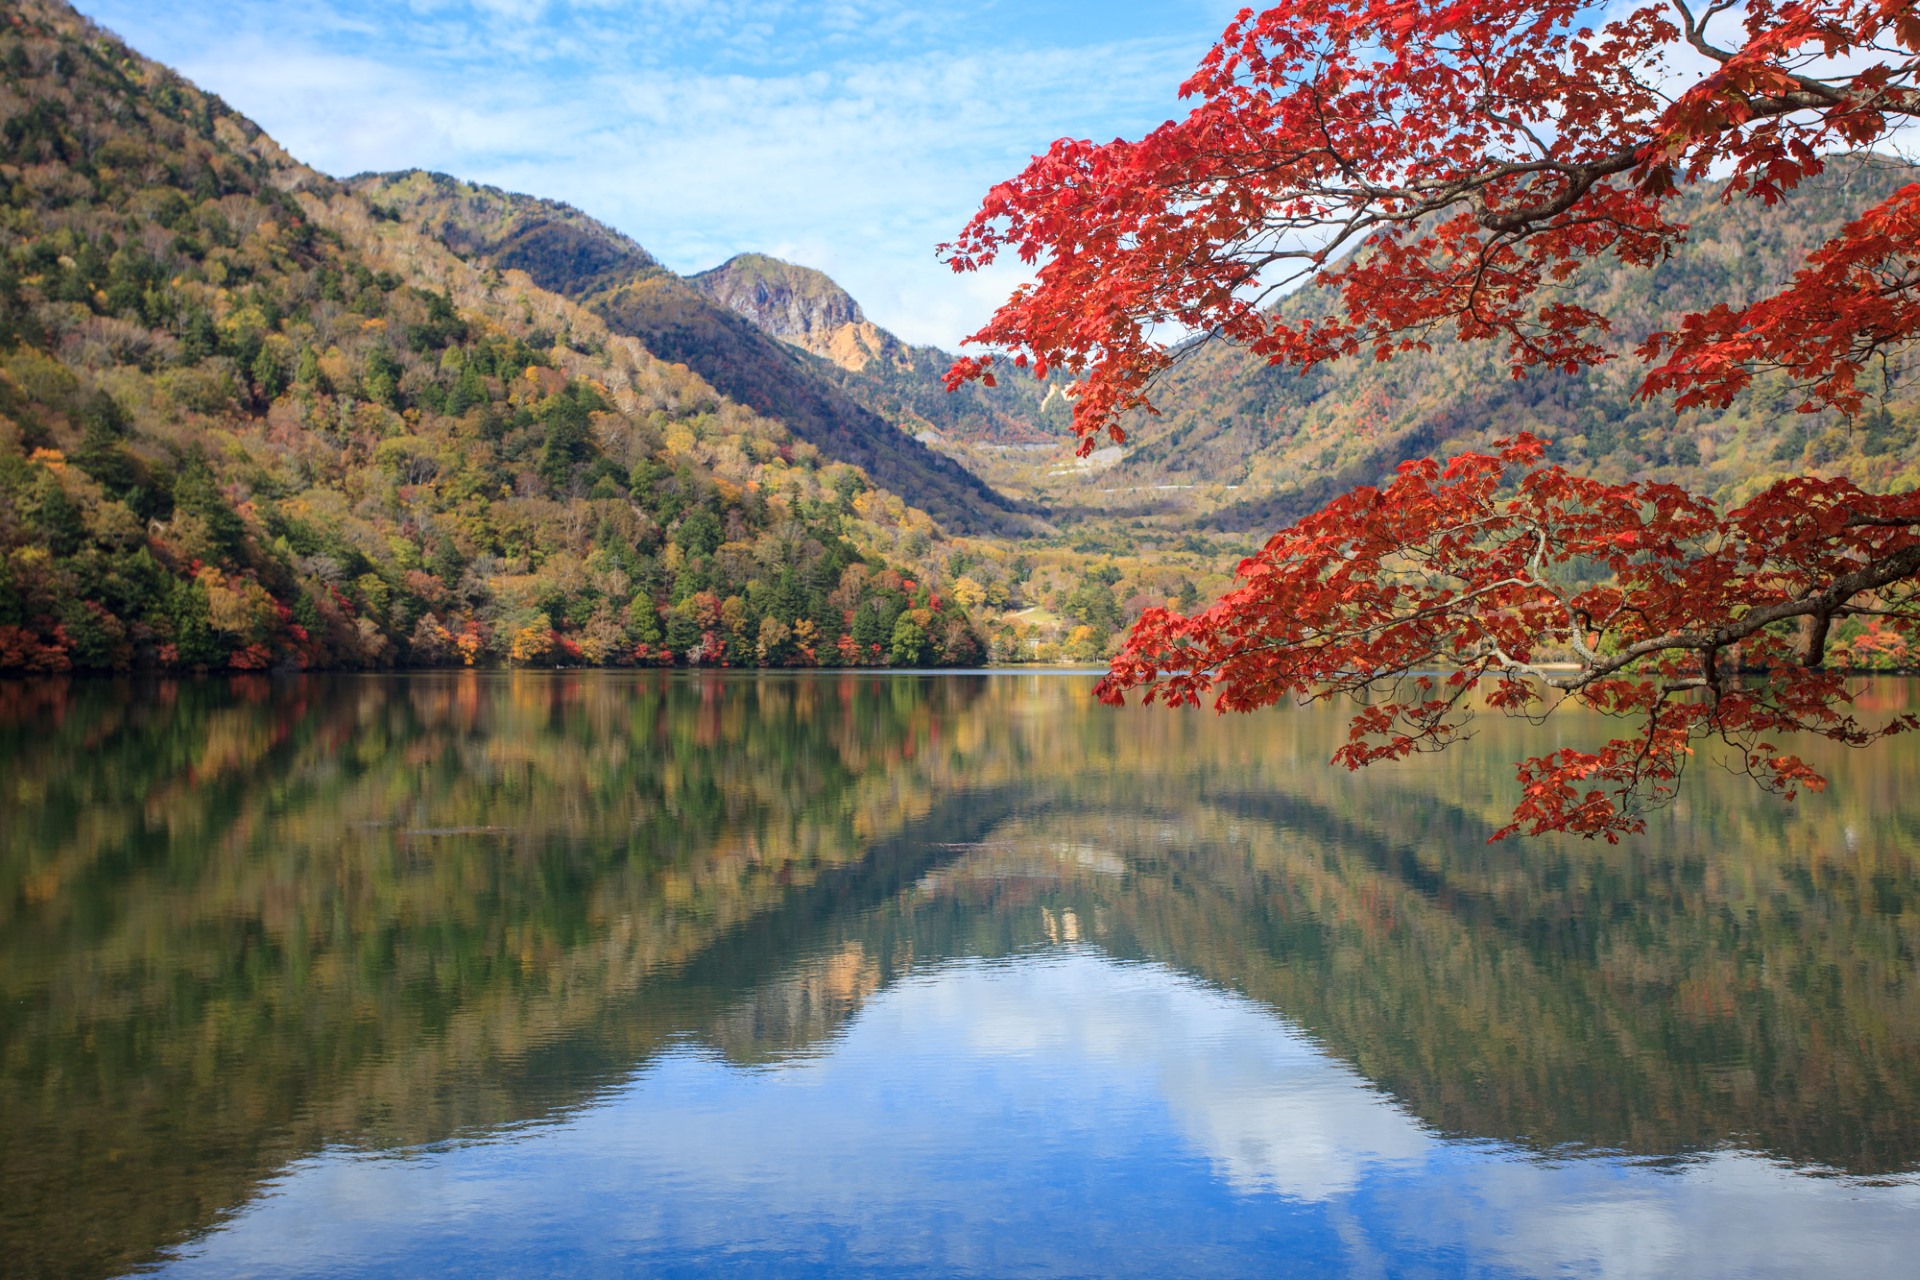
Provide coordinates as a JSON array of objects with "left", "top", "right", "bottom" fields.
[
  {"left": 765, "top": 699, "right": 1920, "bottom": 1178},
  {"left": 1, "top": 672, "right": 1004, "bottom": 1280},
  {"left": 2, "top": 674, "right": 1918, "bottom": 1278},
  {"left": 910, "top": 783, "right": 1920, "bottom": 1177}
]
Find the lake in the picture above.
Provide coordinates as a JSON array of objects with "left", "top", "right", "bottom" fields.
[{"left": 3, "top": 671, "right": 1918, "bottom": 1279}]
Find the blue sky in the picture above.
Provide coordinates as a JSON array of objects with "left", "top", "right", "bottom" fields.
[{"left": 74, "top": 0, "right": 1247, "bottom": 349}]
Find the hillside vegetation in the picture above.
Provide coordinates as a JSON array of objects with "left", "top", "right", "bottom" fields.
[
  {"left": 917, "top": 159, "right": 1920, "bottom": 667},
  {"left": 7, "top": 0, "right": 1916, "bottom": 678},
  {"left": 1116, "top": 158, "right": 1920, "bottom": 530},
  {"left": 0, "top": 0, "right": 987, "bottom": 674},
  {"left": 351, "top": 170, "right": 1040, "bottom": 536}
]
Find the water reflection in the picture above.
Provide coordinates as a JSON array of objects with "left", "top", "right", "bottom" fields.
[
  {"left": 2, "top": 672, "right": 1918, "bottom": 1278},
  {"left": 144, "top": 956, "right": 1920, "bottom": 1280}
]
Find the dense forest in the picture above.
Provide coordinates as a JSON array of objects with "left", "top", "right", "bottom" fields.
[
  {"left": 347, "top": 169, "right": 1041, "bottom": 537},
  {"left": 7, "top": 0, "right": 1918, "bottom": 677},
  {"left": 0, "top": 0, "right": 987, "bottom": 674}
]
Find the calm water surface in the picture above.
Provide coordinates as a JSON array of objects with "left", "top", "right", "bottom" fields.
[{"left": 3, "top": 672, "right": 1919, "bottom": 1278}]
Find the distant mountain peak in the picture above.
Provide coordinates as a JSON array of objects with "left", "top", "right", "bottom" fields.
[
  {"left": 688, "top": 253, "right": 1066, "bottom": 446},
  {"left": 691, "top": 254, "right": 896, "bottom": 372},
  {"left": 348, "top": 174, "right": 1035, "bottom": 534}
]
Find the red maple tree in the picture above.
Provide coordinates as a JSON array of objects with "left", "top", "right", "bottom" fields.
[{"left": 944, "top": 0, "right": 1920, "bottom": 838}]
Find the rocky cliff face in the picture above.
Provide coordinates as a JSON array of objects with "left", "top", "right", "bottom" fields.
[
  {"left": 685, "top": 252, "right": 1067, "bottom": 444},
  {"left": 692, "top": 254, "right": 898, "bottom": 373}
]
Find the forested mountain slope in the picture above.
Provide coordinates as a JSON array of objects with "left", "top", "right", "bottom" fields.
[
  {"left": 352, "top": 170, "right": 1037, "bottom": 535},
  {"left": 0, "top": 0, "right": 986, "bottom": 673},
  {"left": 1117, "top": 158, "right": 1920, "bottom": 531}
]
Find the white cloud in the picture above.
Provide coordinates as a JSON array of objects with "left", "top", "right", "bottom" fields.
[{"left": 74, "top": 0, "right": 1244, "bottom": 347}]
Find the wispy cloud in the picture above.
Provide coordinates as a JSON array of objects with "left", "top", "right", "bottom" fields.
[{"left": 74, "top": 0, "right": 1243, "bottom": 346}]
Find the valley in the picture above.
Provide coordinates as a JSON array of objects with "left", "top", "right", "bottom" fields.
[{"left": 3, "top": 0, "right": 1917, "bottom": 672}]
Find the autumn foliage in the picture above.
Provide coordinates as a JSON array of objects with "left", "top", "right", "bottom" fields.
[
  {"left": 1101, "top": 434, "right": 1920, "bottom": 838},
  {"left": 948, "top": 0, "right": 1920, "bottom": 836},
  {"left": 0, "top": 3, "right": 987, "bottom": 680}
]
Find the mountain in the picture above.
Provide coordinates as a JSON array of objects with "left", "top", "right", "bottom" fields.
[
  {"left": 9, "top": 0, "right": 1910, "bottom": 683},
  {"left": 351, "top": 171, "right": 1038, "bottom": 536},
  {"left": 1114, "top": 157, "right": 1920, "bottom": 530},
  {"left": 385, "top": 178, "right": 663, "bottom": 297},
  {"left": 692, "top": 253, "right": 874, "bottom": 363},
  {"left": 691, "top": 252, "right": 1070, "bottom": 446},
  {"left": 0, "top": 0, "right": 989, "bottom": 674}
]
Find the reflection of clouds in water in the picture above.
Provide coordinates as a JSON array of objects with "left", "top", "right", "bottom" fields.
[
  {"left": 1181, "top": 1065, "right": 1430, "bottom": 1200},
  {"left": 1052, "top": 843, "right": 1127, "bottom": 876},
  {"left": 937, "top": 952, "right": 1432, "bottom": 1200},
  {"left": 154, "top": 952, "right": 1920, "bottom": 1280},
  {"left": 1448, "top": 1152, "right": 1920, "bottom": 1280},
  {"left": 949, "top": 954, "right": 1920, "bottom": 1278}
]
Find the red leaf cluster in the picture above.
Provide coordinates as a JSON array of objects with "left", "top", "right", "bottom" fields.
[
  {"left": 945, "top": 0, "right": 1920, "bottom": 446},
  {"left": 1095, "top": 435, "right": 1920, "bottom": 838},
  {"left": 948, "top": 1, "right": 1920, "bottom": 835}
]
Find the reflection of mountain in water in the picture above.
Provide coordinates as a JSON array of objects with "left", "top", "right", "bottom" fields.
[
  {"left": 2, "top": 674, "right": 1918, "bottom": 1278},
  {"left": 906, "top": 795, "right": 1920, "bottom": 1174}
]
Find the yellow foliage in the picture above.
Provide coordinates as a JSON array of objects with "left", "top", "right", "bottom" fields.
[
  {"left": 755, "top": 615, "right": 791, "bottom": 664},
  {"left": 1065, "top": 625, "right": 1102, "bottom": 662},
  {"left": 318, "top": 347, "right": 353, "bottom": 389},
  {"left": 222, "top": 306, "right": 270, "bottom": 337},
  {"left": 199, "top": 567, "right": 275, "bottom": 641},
  {"left": 949, "top": 576, "right": 987, "bottom": 610},
  {"left": 509, "top": 619, "right": 555, "bottom": 665}
]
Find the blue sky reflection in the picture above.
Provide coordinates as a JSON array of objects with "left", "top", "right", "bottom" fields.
[{"left": 148, "top": 951, "right": 1920, "bottom": 1279}]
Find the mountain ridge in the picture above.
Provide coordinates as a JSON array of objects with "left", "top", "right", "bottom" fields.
[
  {"left": 348, "top": 169, "right": 1041, "bottom": 536},
  {"left": 1109, "top": 155, "right": 1920, "bottom": 530},
  {"left": 688, "top": 248, "right": 1069, "bottom": 446},
  {"left": 0, "top": 0, "right": 993, "bottom": 674}
]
